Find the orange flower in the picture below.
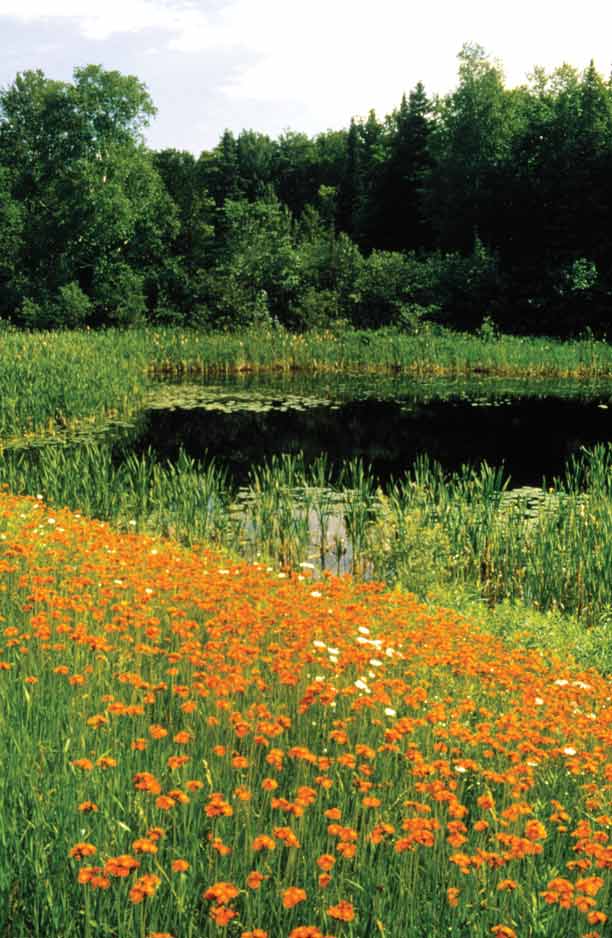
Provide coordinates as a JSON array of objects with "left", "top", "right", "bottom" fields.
[
  {"left": 156, "top": 795, "right": 176, "bottom": 810},
  {"left": 173, "top": 730, "right": 193, "bottom": 744},
  {"left": 316, "top": 854, "right": 336, "bottom": 872},
  {"left": 252, "top": 835, "right": 276, "bottom": 852},
  {"left": 129, "top": 873, "right": 161, "bottom": 904},
  {"left": 209, "top": 905, "right": 237, "bottom": 926},
  {"left": 133, "top": 771, "right": 162, "bottom": 794},
  {"left": 203, "top": 882, "right": 240, "bottom": 905},
  {"left": 69, "top": 843, "right": 97, "bottom": 860},
  {"left": 246, "top": 871, "right": 267, "bottom": 890},
  {"left": 273, "top": 827, "right": 301, "bottom": 848},
  {"left": 587, "top": 912, "right": 608, "bottom": 925},
  {"left": 289, "top": 929, "right": 324, "bottom": 938},
  {"left": 205, "top": 793, "right": 233, "bottom": 817},
  {"left": 133, "top": 838, "right": 158, "bottom": 854},
  {"left": 149, "top": 724, "right": 168, "bottom": 739},
  {"left": 77, "top": 866, "right": 111, "bottom": 889},
  {"left": 524, "top": 820, "right": 547, "bottom": 841},
  {"left": 167, "top": 754, "right": 190, "bottom": 770},
  {"left": 497, "top": 880, "right": 518, "bottom": 892},
  {"left": 242, "top": 931, "right": 268, "bottom": 938},
  {"left": 104, "top": 854, "right": 140, "bottom": 878},
  {"left": 447, "top": 887, "right": 460, "bottom": 907},
  {"left": 576, "top": 877, "right": 605, "bottom": 897},
  {"left": 171, "top": 859, "right": 189, "bottom": 873},
  {"left": 327, "top": 899, "right": 355, "bottom": 922},
  {"left": 71, "top": 758, "right": 94, "bottom": 772},
  {"left": 490, "top": 927, "right": 517, "bottom": 938},
  {"left": 282, "top": 887, "right": 307, "bottom": 909}
]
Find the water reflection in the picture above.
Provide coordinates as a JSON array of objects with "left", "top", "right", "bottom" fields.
[{"left": 133, "top": 375, "right": 611, "bottom": 487}]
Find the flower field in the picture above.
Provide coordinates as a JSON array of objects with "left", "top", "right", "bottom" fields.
[{"left": 0, "top": 489, "right": 611, "bottom": 937}]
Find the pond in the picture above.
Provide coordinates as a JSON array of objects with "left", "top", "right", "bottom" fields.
[{"left": 128, "top": 373, "right": 612, "bottom": 487}]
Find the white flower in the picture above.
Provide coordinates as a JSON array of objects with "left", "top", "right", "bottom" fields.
[
  {"left": 312, "top": 640, "right": 327, "bottom": 649},
  {"left": 358, "top": 626, "right": 370, "bottom": 635},
  {"left": 554, "top": 679, "right": 569, "bottom": 687},
  {"left": 354, "top": 679, "right": 371, "bottom": 693},
  {"left": 384, "top": 707, "right": 397, "bottom": 718},
  {"left": 534, "top": 697, "right": 544, "bottom": 706},
  {"left": 329, "top": 655, "right": 339, "bottom": 665},
  {"left": 369, "top": 658, "right": 383, "bottom": 668},
  {"left": 310, "top": 590, "right": 322, "bottom": 598},
  {"left": 562, "top": 746, "right": 577, "bottom": 756}
]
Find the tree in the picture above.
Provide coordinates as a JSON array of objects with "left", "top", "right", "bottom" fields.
[
  {"left": 375, "top": 84, "right": 433, "bottom": 251},
  {"left": 0, "top": 65, "right": 177, "bottom": 324},
  {"left": 429, "top": 43, "right": 516, "bottom": 250}
]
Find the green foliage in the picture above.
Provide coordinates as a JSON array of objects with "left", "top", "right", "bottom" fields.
[
  {"left": 92, "top": 262, "right": 146, "bottom": 325},
  {"left": 3, "top": 52, "right": 612, "bottom": 332},
  {"left": 51, "top": 282, "right": 93, "bottom": 328}
]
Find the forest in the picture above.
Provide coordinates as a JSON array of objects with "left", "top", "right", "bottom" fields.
[{"left": 1, "top": 42, "right": 611, "bottom": 337}]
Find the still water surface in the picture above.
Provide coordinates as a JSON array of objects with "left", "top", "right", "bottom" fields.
[{"left": 126, "top": 374, "right": 611, "bottom": 487}]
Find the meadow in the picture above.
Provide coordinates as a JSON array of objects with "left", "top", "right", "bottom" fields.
[
  {"left": 1, "top": 489, "right": 611, "bottom": 938},
  {"left": 0, "top": 325, "right": 611, "bottom": 937}
]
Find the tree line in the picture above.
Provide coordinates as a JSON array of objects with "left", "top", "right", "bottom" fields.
[{"left": 0, "top": 44, "right": 611, "bottom": 336}]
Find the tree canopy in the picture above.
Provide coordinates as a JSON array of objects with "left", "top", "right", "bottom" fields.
[{"left": 1, "top": 50, "right": 612, "bottom": 336}]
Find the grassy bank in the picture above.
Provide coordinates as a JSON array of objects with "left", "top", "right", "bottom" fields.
[
  {"left": 1, "top": 490, "right": 611, "bottom": 938},
  {"left": 1, "top": 443, "right": 610, "bottom": 647},
  {"left": 1, "top": 325, "right": 611, "bottom": 439}
]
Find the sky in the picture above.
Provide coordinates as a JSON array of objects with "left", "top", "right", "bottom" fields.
[{"left": 1, "top": 0, "right": 612, "bottom": 153}]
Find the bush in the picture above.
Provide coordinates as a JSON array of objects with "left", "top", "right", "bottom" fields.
[{"left": 51, "top": 282, "right": 93, "bottom": 328}]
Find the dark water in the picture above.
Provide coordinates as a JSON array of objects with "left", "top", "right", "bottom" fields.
[{"left": 127, "top": 376, "right": 612, "bottom": 487}]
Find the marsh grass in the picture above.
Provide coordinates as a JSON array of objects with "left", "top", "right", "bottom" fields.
[{"left": 1, "top": 325, "right": 611, "bottom": 440}]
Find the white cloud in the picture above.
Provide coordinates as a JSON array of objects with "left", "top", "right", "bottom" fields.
[
  {"left": 0, "top": 0, "right": 212, "bottom": 41},
  {"left": 2, "top": 0, "right": 612, "bottom": 137},
  {"left": 167, "top": 0, "right": 612, "bottom": 128}
]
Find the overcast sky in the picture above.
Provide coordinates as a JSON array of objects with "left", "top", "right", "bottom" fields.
[{"left": 1, "top": 0, "right": 612, "bottom": 153}]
